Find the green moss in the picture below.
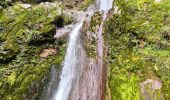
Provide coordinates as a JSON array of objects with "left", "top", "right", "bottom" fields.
[
  {"left": 109, "top": 74, "right": 139, "bottom": 100},
  {"left": 81, "top": 11, "right": 103, "bottom": 58},
  {"left": 0, "top": 44, "right": 66, "bottom": 100},
  {"left": 79, "top": 0, "right": 95, "bottom": 10},
  {"left": 7, "top": 72, "right": 17, "bottom": 86},
  {"left": 0, "top": 2, "right": 68, "bottom": 100},
  {"left": 0, "top": 3, "right": 60, "bottom": 45},
  {"left": 104, "top": 0, "right": 170, "bottom": 99},
  {"left": 0, "top": 2, "right": 62, "bottom": 62},
  {"left": 90, "top": 11, "right": 103, "bottom": 32}
]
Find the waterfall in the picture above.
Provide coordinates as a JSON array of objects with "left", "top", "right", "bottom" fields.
[
  {"left": 53, "top": 23, "right": 83, "bottom": 100},
  {"left": 97, "top": 0, "right": 114, "bottom": 58},
  {"left": 97, "top": 0, "right": 113, "bottom": 66},
  {"left": 53, "top": 0, "right": 113, "bottom": 100},
  {"left": 96, "top": 0, "right": 113, "bottom": 99},
  {"left": 99, "top": 0, "right": 113, "bottom": 12}
]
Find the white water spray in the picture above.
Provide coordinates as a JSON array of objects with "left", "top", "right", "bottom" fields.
[
  {"left": 99, "top": 0, "right": 113, "bottom": 12},
  {"left": 54, "top": 23, "right": 83, "bottom": 100}
]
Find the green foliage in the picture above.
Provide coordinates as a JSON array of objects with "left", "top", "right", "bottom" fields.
[
  {"left": 0, "top": 44, "right": 66, "bottom": 100},
  {"left": 0, "top": 2, "right": 68, "bottom": 100},
  {"left": 109, "top": 73, "right": 140, "bottom": 100},
  {"left": 0, "top": 4, "right": 59, "bottom": 43},
  {"left": 90, "top": 11, "right": 103, "bottom": 32},
  {"left": 104, "top": 0, "right": 170, "bottom": 99},
  {"left": 108, "top": 49, "right": 142, "bottom": 99},
  {"left": 80, "top": 0, "right": 95, "bottom": 10},
  {"left": 7, "top": 72, "right": 17, "bottom": 86},
  {"left": 0, "top": 0, "right": 11, "bottom": 7},
  {"left": 136, "top": 45, "right": 170, "bottom": 99},
  {"left": 0, "top": 3, "right": 61, "bottom": 62},
  {"left": 81, "top": 11, "right": 103, "bottom": 58}
]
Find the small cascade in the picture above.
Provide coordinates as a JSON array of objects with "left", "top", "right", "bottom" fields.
[
  {"left": 97, "top": 0, "right": 114, "bottom": 60},
  {"left": 97, "top": 0, "right": 113, "bottom": 99},
  {"left": 96, "top": 0, "right": 114, "bottom": 63},
  {"left": 53, "top": 22, "right": 84, "bottom": 100},
  {"left": 97, "top": 0, "right": 114, "bottom": 61}
]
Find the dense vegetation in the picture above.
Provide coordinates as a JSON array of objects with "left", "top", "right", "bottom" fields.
[
  {"left": 0, "top": 2, "right": 68, "bottom": 99},
  {"left": 104, "top": 0, "right": 170, "bottom": 99}
]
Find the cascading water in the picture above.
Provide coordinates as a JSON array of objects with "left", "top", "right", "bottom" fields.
[
  {"left": 99, "top": 0, "right": 113, "bottom": 12},
  {"left": 97, "top": 0, "right": 113, "bottom": 60},
  {"left": 96, "top": 0, "right": 113, "bottom": 99},
  {"left": 53, "top": 0, "right": 113, "bottom": 100},
  {"left": 53, "top": 22, "right": 84, "bottom": 100}
]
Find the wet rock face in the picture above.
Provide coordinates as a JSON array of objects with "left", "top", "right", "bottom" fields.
[
  {"left": 81, "top": 11, "right": 103, "bottom": 58},
  {"left": 54, "top": 24, "right": 74, "bottom": 41},
  {"left": 37, "top": 66, "right": 61, "bottom": 100},
  {"left": 78, "top": 2, "right": 108, "bottom": 100},
  {"left": 81, "top": 30, "right": 97, "bottom": 58}
]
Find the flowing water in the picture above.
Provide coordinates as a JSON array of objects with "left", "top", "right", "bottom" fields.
[
  {"left": 53, "top": 23, "right": 84, "bottom": 100},
  {"left": 97, "top": 0, "right": 113, "bottom": 99},
  {"left": 53, "top": 0, "right": 113, "bottom": 100},
  {"left": 99, "top": 0, "right": 113, "bottom": 12}
]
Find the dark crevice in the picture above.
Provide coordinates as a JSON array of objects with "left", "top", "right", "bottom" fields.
[{"left": 53, "top": 16, "right": 65, "bottom": 28}]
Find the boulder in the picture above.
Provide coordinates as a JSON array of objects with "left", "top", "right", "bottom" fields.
[
  {"left": 140, "top": 79, "right": 164, "bottom": 100},
  {"left": 40, "top": 48, "right": 57, "bottom": 58},
  {"left": 18, "top": 4, "right": 31, "bottom": 8}
]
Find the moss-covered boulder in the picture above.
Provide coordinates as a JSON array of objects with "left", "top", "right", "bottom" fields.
[
  {"left": 0, "top": 44, "right": 66, "bottom": 100},
  {"left": 0, "top": 2, "right": 62, "bottom": 61},
  {"left": 0, "top": 2, "right": 69, "bottom": 99}
]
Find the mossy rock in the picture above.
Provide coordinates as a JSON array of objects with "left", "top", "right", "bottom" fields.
[
  {"left": 79, "top": 0, "right": 95, "bottom": 10},
  {"left": 56, "top": 0, "right": 94, "bottom": 10},
  {"left": 0, "top": 44, "right": 66, "bottom": 100},
  {"left": 161, "top": 26, "right": 170, "bottom": 40},
  {"left": 89, "top": 11, "right": 103, "bottom": 32},
  {"left": 0, "top": 2, "right": 61, "bottom": 52},
  {"left": 0, "top": 49, "right": 18, "bottom": 63},
  {"left": 104, "top": 0, "right": 170, "bottom": 99},
  {"left": 81, "top": 11, "right": 103, "bottom": 58},
  {"left": 0, "top": 2, "right": 68, "bottom": 99}
]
